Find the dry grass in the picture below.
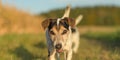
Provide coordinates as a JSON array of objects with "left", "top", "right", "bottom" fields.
[
  {"left": 79, "top": 26, "right": 120, "bottom": 34},
  {"left": 0, "top": 3, "right": 45, "bottom": 35}
]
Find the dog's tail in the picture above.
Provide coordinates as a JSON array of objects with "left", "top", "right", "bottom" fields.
[{"left": 75, "top": 15, "right": 83, "bottom": 26}]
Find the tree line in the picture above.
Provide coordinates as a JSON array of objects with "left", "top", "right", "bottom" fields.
[{"left": 39, "top": 6, "right": 120, "bottom": 26}]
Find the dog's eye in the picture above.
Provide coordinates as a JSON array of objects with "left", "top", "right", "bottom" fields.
[
  {"left": 50, "top": 31, "right": 55, "bottom": 35},
  {"left": 62, "top": 30, "right": 67, "bottom": 35}
]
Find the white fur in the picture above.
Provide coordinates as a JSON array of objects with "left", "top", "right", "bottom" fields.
[
  {"left": 57, "top": 18, "right": 61, "bottom": 26},
  {"left": 72, "top": 27, "right": 80, "bottom": 53}
]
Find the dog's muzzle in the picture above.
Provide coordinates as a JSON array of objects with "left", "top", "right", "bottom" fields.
[
  {"left": 55, "top": 43, "right": 62, "bottom": 49},
  {"left": 55, "top": 44, "right": 63, "bottom": 53}
]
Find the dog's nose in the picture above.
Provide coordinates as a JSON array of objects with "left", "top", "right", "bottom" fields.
[{"left": 55, "top": 44, "right": 62, "bottom": 50}]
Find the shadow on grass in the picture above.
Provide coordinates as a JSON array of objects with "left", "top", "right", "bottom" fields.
[
  {"left": 11, "top": 45, "right": 35, "bottom": 60},
  {"left": 33, "top": 41, "right": 48, "bottom": 60},
  {"left": 10, "top": 45, "right": 47, "bottom": 60},
  {"left": 34, "top": 41, "right": 47, "bottom": 49}
]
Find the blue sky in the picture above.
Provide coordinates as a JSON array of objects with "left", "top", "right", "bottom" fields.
[{"left": 2, "top": 0, "right": 120, "bottom": 14}]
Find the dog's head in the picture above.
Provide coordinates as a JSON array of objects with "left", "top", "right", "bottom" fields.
[
  {"left": 42, "top": 17, "right": 75, "bottom": 52},
  {"left": 41, "top": 5, "right": 83, "bottom": 53}
]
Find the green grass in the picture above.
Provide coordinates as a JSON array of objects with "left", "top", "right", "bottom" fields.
[
  {"left": 0, "top": 33, "right": 47, "bottom": 60},
  {"left": 0, "top": 33, "right": 120, "bottom": 60},
  {"left": 82, "top": 30, "right": 120, "bottom": 48},
  {"left": 81, "top": 30, "right": 120, "bottom": 59}
]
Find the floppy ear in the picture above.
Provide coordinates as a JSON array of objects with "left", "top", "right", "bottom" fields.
[
  {"left": 63, "top": 17, "right": 75, "bottom": 28},
  {"left": 41, "top": 19, "right": 50, "bottom": 30}
]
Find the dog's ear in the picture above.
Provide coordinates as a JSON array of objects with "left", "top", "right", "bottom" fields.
[
  {"left": 62, "top": 5, "right": 71, "bottom": 18},
  {"left": 41, "top": 19, "right": 50, "bottom": 30},
  {"left": 63, "top": 17, "right": 75, "bottom": 28}
]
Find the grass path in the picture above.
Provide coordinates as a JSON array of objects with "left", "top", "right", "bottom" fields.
[
  {"left": 0, "top": 34, "right": 120, "bottom": 60},
  {"left": 72, "top": 38, "right": 120, "bottom": 60}
]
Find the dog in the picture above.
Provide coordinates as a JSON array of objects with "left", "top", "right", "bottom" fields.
[{"left": 41, "top": 5, "right": 83, "bottom": 60}]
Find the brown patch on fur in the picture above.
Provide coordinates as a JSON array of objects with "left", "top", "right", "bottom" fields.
[
  {"left": 41, "top": 17, "right": 75, "bottom": 31},
  {"left": 41, "top": 19, "right": 50, "bottom": 30},
  {"left": 62, "top": 17, "right": 75, "bottom": 28}
]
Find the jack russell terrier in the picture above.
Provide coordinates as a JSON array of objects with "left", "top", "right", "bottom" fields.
[{"left": 41, "top": 5, "right": 83, "bottom": 60}]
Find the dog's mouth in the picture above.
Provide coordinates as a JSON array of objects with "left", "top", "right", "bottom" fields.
[{"left": 56, "top": 49, "right": 63, "bottom": 53}]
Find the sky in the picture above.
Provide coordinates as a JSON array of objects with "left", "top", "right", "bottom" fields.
[{"left": 2, "top": 0, "right": 120, "bottom": 14}]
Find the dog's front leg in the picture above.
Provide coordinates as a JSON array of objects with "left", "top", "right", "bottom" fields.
[
  {"left": 66, "top": 49, "right": 72, "bottom": 60},
  {"left": 64, "top": 52, "right": 67, "bottom": 60},
  {"left": 48, "top": 49, "right": 56, "bottom": 60}
]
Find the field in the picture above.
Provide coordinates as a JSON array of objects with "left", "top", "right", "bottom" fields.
[
  {"left": 1, "top": 2, "right": 120, "bottom": 60},
  {"left": 0, "top": 27, "right": 120, "bottom": 60}
]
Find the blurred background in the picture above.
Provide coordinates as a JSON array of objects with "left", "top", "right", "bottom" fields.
[{"left": 0, "top": 0, "right": 120, "bottom": 60}]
